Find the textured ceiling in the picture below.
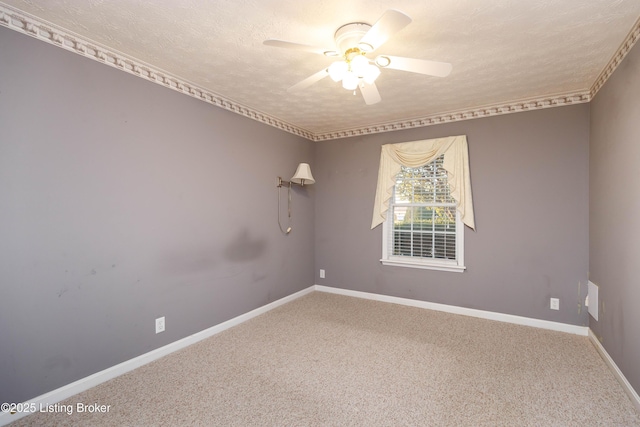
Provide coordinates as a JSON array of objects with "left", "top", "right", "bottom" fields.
[{"left": 2, "top": 0, "right": 640, "bottom": 140}]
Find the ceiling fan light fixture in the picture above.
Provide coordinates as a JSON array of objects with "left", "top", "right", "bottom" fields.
[
  {"left": 328, "top": 61, "right": 348, "bottom": 82},
  {"left": 350, "top": 54, "right": 369, "bottom": 77},
  {"left": 363, "top": 64, "right": 381, "bottom": 84},
  {"left": 375, "top": 55, "right": 391, "bottom": 67},
  {"left": 264, "top": 10, "right": 452, "bottom": 105},
  {"left": 342, "top": 71, "right": 359, "bottom": 90}
]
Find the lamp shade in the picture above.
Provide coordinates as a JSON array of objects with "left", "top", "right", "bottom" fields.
[{"left": 291, "top": 163, "right": 315, "bottom": 185}]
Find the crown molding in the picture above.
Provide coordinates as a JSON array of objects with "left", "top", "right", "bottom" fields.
[
  {"left": 312, "top": 91, "right": 592, "bottom": 141},
  {"left": 0, "top": 3, "right": 315, "bottom": 141},
  {"left": 1, "top": 3, "right": 636, "bottom": 142},
  {"left": 590, "top": 15, "right": 640, "bottom": 98}
]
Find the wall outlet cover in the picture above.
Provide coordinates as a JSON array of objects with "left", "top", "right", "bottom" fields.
[{"left": 155, "top": 316, "right": 165, "bottom": 334}]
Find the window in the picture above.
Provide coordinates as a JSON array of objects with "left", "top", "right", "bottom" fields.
[{"left": 381, "top": 155, "right": 465, "bottom": 272}]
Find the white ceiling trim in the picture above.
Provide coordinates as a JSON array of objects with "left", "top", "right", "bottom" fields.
[
  {"left": 1, "top": 3, "right": 638, "bottom": 142},
  {"left": 0, "top": 3, "right": 314, "bottom": 140},
  {"left": 313, "top": 91, "right": 591, "bottom": 141},
  {"left": 590, "top": 15, "right": 640, "bottom": 97}
]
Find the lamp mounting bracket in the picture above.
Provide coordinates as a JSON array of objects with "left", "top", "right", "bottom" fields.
[{"left": 277, "top": 177, "right": 308, "bottom": 187}]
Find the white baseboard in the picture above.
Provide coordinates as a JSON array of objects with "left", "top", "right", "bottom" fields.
[
  {"left": 588, "top": 329, "right": 640, "bottom": 412},
  {"left": 0, "top": 286, "right": 315, "bottom": 427},
  {"left": 314, "top": 285, "right": 589, "bottom": 336}
]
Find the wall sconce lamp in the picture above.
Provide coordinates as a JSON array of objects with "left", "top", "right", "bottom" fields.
[{"left": 277, "top": 163, "right": 315, "bottom": 234}]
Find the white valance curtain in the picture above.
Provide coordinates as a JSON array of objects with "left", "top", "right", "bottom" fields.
[{"left": 371, "top": 135, "right": 475, "bottom": 230}]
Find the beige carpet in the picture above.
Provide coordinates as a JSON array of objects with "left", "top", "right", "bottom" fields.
[{"left": 10, "top": 292, "right": 640, "bottom": 426}]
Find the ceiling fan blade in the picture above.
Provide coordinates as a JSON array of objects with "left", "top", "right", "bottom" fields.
[
  {"left": 381, "top": 55, "right": 452, "bottom": 77},
  {"left": 359, "top": 82, "right": 382, "bottom": 105},
  {"left": 359, "top": 10, "right": 412, "bottom": 51},
  {"left": 288, "top": 68, "right": 329, "bottom": 92},
  {"left": 263, "top": 39, "right": 336, "bottom": 56}
]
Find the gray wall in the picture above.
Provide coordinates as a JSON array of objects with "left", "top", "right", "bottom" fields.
[
  {"left": 590, "top": 39, "right": 640, "bottom": 393},
  {"left": 7, "top": 16, "right": 634, "bottom": 405},
  {"left": 0, "top": 27, "right": 315, "bottom": 403},
  {"left": 314, "top": 105, "right": 590, "bottom": 326}
]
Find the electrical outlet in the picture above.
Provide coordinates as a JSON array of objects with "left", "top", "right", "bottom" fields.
[
  {"left": 155, "top": 316, "right": 165, "bottom": 333},
  {"left": 550, "top": 298, "right": 560, "bottom": 311},
  {"left": 320, "top": 269, "right": 325, "bottom": 279}
]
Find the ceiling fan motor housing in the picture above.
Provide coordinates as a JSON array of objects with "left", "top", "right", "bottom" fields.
[{"left": 334, "top": 22, "right": 372, "bottom": 54}]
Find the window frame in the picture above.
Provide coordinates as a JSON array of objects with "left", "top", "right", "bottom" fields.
[{"left": 381, "top": 160, "right": 466, "bottom": 273}]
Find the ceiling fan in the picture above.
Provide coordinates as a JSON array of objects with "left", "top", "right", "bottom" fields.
[{"left": 264, "top": 10, "right": 452, "bottom": 105}]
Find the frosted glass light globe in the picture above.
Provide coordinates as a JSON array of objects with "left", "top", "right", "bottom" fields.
[
  {"left": 328, "top": 61, "right": 348, "bottom": 82},
  {"left": 342, "top": 71, "right": 359, "bottom": 90},
  {"left": 363, "top": 64, "right": 381, "bottom": 84},
  {"left": 350, "top": 55, "right": 369, "bottom": 77}
]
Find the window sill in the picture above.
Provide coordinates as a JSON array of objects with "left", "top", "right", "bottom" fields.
[{"left": 380, "top": 258, "right": 466, "bottom": 273}]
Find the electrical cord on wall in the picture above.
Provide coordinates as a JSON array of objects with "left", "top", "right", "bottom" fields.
[{"left": 277, "top": 182, "right": 292, "bottom": 234}]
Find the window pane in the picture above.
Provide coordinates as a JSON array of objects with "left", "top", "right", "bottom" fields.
[
  {"left": 388, "top": 155, "right": 459, "bottom": 263},
  {"left": 415, "top": 232, "right": 433, "bottom": 258},
  {"left": 434, "top": 233, "right": 456, "bottom": 259},
  {"left": 392, "top": 206, "right": 409, "bottom": 224},
  {"left": 413, "top": 180, "right": 428, "bottom": 202},
  {"left": 396, "top": 157, "right": 455, "bottom": 204},
  {"left": 414, "top": 207, "right": 432, "bottom": 232},
  {"left": 393, "top": 231, "right": 412, "bottom": 256},
  {"left": 433, "top": 206, "right": 456, "bottom": 232}
]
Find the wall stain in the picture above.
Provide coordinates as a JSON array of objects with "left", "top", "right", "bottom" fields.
[
  {"left": 577, "top": 281, "right": 582, "bottom": 314},
  {"left": 57, "top": 288, "right": 68, "bottom": 298},
  {"left": 43, "top": 355, "right": 71, "bottom": 372},
  {"left": 252, "top": 272, "right": 268, "bottom": 282},
  {"left": 224, "top": 229, "right": 267, "bottom": 262},
  {"left": 160, "top": 249, "right": 217, "bottom": 276}
]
